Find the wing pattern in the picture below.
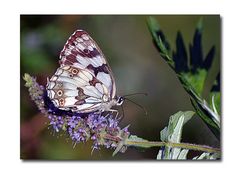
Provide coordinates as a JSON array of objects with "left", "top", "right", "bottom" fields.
[{"left": 46, "top": 30, "right": 117, "bottom": 113}]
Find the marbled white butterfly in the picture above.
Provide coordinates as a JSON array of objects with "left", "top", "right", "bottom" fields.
[{"left": 46, "top": 30, "right": 124, "bottom": 115}]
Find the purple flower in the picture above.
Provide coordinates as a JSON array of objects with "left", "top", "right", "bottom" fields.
[
  {"left": 48, "top": 115, "right": 64, "bottom": 132},
  {"left": 23, "top": 73, "right": 130, "bottom": 154}
]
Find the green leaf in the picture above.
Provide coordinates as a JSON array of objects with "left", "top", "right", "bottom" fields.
[
  {"left": 160, "top": 127, "right": 168, "bottom": 142},
  {"left": 193, "top": 152, "right": 220, "bottom": 160},
  {"left": 147, "top": 16, "right": 161, "bottom": 41},
  {"left": 157, "top": 111, "right": 194, "bottom": 160},
  {"left": 210, "top": 73, "right": 221, "bottom": 114},
  {"left": 147, "top": 16, "right": 220, "bottom": 140},
  {"left": 147, "top": 16, "right": 174, "bottom": 67},
  {"left": 160, "top": 111, "right": 194, "bottom": 142},
  {"left": 191, "top": 99, "right": 220, "bottom": 140},
  {"left": 210, "top": 92, "right": 221, "bottom": 115},
  {"left": 177, "top": 149, "right": 189, "bottom": 159},
  {"left": 156, "top": 148, "right": 164, "bottom": 159},
  {"left": 182, "top": 69, "right": 207, "bottom": 95},
  {"left": 126, "top": 135, "right": 150, "bottom": 148}
]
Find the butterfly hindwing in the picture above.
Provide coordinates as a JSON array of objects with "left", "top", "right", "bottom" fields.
[
  {"left": 47, "top": 65, "right": 107, "bottom": 112},
  {"left": 47, "top": 30, "right": 117, "bottom": 113}
]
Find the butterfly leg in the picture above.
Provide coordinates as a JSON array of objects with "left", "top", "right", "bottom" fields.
[{"left": 108, "top": 109, "right": 119, "bottom": 119}]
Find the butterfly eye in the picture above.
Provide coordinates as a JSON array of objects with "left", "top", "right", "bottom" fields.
[{"left": 117, "top": 97, "right": 124, "bottom": 105}]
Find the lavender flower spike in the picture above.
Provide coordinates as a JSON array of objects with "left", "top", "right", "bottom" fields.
[
  {"left": 23, "top": 73, "right": 130, "bottom": 155},
  {"left": 23, "top": 73, "right": 46, "bottom": 114}
]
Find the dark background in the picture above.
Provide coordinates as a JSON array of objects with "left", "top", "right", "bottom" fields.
[{"left": 20, "top": 15, "right": 220, "bottom": 160}]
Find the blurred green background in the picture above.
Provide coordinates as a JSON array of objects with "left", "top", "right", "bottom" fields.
[{"left": 20, "top": 15, "right": 220, "bottom": 160}]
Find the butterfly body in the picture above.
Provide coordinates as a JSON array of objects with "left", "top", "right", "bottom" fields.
[{"left": 46, "top": 30, "right": 123, "bottom": 114}]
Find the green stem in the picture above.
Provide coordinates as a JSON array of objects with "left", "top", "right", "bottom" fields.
[
  {"left": 125, "top": 140, "right": 220, "bottom": 154},
  {"left": 103, "top": 134, "right": 220, "bottom": 154}
]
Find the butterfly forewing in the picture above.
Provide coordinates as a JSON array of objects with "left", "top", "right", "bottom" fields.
[{"left": 46, "top": 30, "right": 117, "bottom": 113}]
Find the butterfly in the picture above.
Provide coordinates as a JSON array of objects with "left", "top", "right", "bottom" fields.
[{"left": 46, "top": 30, "right": 124, "bottom": 115}]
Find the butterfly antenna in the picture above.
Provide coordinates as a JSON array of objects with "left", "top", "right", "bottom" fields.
[
  {"left": 119, "top": 105, "right": 125, "bottom": 122},
  {"left": 124, "top": 97, "right": 148, "bottom": 116},
  {"left": 123, "top": 92, "right": 148, "bottom": 97}
]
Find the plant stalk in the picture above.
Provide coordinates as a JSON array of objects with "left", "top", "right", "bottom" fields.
[
  {"left": 103, "top": 134, "right": 220, "bottom": 154},
  {"left": 125, "top": 140, "right": 220, "bottom": 154}
]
